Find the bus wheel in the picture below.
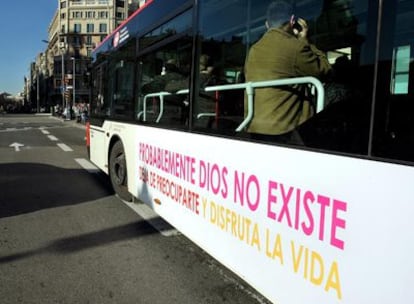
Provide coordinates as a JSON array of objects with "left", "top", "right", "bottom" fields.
[{"left": 109, "top": 141, "right": 132, "bottom": 202}]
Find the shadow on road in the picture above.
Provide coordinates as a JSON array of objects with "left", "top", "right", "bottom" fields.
[
  {"left": 0, "top": 219, "right": 161, "bottom": 264},
  {"left": 0, "top": 162, "right": 114, "bottom": 218}
]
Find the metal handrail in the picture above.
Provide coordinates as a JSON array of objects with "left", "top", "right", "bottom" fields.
[
  {"left": 138, "top": 89, "right": 189, "bottom": 123},
  {"left": 139, "top": 77, "right": 325, "bottom": 131}
]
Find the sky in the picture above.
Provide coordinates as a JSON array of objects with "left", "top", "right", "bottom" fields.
[{"left": 0, "top": 1, "right": 57, "bottom": 95}]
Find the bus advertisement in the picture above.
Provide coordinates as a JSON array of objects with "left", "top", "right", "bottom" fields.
[{"left": 87, "top": 0, "right": 414, "bottom": 303}]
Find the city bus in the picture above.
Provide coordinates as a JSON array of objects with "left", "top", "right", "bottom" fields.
[{"left": 86, "top": 0, "right": 414, "bottom": 303}]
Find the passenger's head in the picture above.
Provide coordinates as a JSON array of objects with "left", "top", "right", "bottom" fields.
[
  {"left": 266, "top": 1, "right": 294, "bottom": 29},
  {"left": 165, "top": 58, "right": 179, "bottom": 73},
  {"left": 199, "top": 54, "right": 211, "bottom": 71}
]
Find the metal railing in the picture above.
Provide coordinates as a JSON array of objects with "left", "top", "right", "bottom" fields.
[
  {"left": 138, "top": 89, "right": 189, "bottom": 123},
  {"left": 138, "top": 76, "right": 325, "bottom": 132}
]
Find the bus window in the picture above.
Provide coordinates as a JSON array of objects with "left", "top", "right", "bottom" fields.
[
  {"left": 199, "top": 0, "right": 376, "bottom": 155},
  {"left": 196, "top": 0, "right": 251, "bottom": 133},
  {"left": 136, "top": 9, "right": 193, "bottom": 129},
  {"left": 108, "top": 39, "right": 136, "bottom": 120},
  {"left": 296, "top": 0, "right": 376, "bottom": 155},
  {"left": 137, "top": 39, "right": 192, "bottom": 128},
  {"left": 373, "top": 0, "right": 414, "bottom": 163},
  {"left": 91, "top": 61, "right": 110, "bottom": 121}
]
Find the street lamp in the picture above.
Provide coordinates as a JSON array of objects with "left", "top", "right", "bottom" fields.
[
  {"left": 36, "top": 66, "right": 40, "bottom": 113},
  {"left": 60, "top": 42, "right": 71, "bottom": 120},
  {"left": 71, "top": 57, "right": 76, "bottom": 113},
  {"left": 40, "top": 40, "right": 50, "bottom": 113}
]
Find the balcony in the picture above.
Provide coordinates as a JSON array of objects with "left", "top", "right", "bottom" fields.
[{"left": 71, "top": 0, "right": 111, "bottom": 6}]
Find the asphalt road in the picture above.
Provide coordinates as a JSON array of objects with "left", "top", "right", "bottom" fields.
[{"left": 0, "top": 114, "right": 270, "bottom": 304}]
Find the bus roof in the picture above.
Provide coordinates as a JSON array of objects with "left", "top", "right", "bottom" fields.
[{"left": 92, "top": 0, "right": 154, "bottom": 55}]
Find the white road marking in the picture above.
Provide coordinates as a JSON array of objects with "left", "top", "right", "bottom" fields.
[
  {"left": 48, "top": 135, "right": 59, "bottom": 141},
  {"left": 9, "top": 142, "right": 24, "bottom": 152},
  {"left": 74, "top": 158, "right": 100, "bottom": 173},
  {"left": 57, "top": 143, "right": 73, "bottom": 152},
  {"left": 41, "top": 129, "right": 50, "bottom": 135}
]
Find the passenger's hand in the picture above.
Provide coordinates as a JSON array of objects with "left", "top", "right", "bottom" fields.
[{"left": 294, "top": 18, "right": 308, "bottom": 40}]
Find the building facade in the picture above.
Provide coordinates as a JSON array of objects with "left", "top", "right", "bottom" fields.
[
  {"left": 32, "top": 0, "right": 128, "bottom": 112},
  {"left": 31, "top": 0, "right": 151, "bottom": 113}
]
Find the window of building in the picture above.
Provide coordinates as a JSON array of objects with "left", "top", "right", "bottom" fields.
[
  {"left": 74, "top": 23, "right": 82, "bottom": 33},
  {"left": 87, "top": 24, "right": 94, "bottom": 33},
  {"left": 99, "top": 23, "right": 107, "bottom": 33},
  {"left": 73, "top": 11, "right": 82, "bottom": 19},
  {"left": 61, "top": 13, "right": 66, "bottom": 19},
  {"left": 99, "top": 11, "right": 108, "bottom": 19},
  {"left": 73, "top": 36, "right": 81, "bottom": 46},
  {"left": 60, "top": 1, "right": 67, "bottom": 9},
  {"left": 391, "top": 45, "right": 410, "bottom": 95},
  {"left": 87, "top": 11, "right": 96, "bottom": 19}
]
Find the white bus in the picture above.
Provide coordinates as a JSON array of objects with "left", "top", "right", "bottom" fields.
[{"left": 87, "top": 0, "right": 414, "bottom": 303}]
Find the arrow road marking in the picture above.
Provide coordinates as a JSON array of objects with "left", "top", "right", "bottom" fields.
[{"left": 9, "top": 142, "right": 24, "bottom": 152}]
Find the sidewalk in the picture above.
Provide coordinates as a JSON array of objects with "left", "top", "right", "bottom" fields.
[{"left": 48, "top": 114, "right": 87, "bottom": 130}]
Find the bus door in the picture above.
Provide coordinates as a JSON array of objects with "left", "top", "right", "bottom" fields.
[{"left": 89, "top": 60, "right": 110, "bottom": 170}]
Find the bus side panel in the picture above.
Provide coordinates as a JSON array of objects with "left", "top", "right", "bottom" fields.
[{"left": 130, "top": 125, "right": 414, "bottom": 304}]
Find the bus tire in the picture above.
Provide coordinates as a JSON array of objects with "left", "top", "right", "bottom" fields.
[{"left": 109, "top": 140, "right": 132, "bottom": 202}]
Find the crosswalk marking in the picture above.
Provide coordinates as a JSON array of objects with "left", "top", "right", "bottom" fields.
[
  {"left": 74, "top": 158, "right": 100, "bottom": 173},
  {"left": 57, "top": 143, "right": 73, "bottom": 152},
  {"left": 48, "top": 135, "right": 59, "bottom": 141}
]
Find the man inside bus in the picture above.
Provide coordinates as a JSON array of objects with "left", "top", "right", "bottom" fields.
[
  {"left": 141, "top": 58, "right": 189, "bottom": 125},
  {"left": 244, "top": 0, "right": 332, "bottom": 144}
]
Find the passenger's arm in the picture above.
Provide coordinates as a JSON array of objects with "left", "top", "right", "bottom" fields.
[{"left": 295, "top": 42, "right": 333, "bottom": 79}]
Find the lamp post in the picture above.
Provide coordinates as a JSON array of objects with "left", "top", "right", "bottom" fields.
[
  {"left": 36, "top": 67, "right": 40, "bottom": 113},
  {"left": 60, "top": 43, "right": 71, "bottom": 120},
  {"left": 40, "top": 40, "right": 49, "bottom": 113},
  {"left": 71, "top": 57, "right": 76, "bottom": 114}
]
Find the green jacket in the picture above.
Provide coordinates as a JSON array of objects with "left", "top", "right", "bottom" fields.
[{"left": 245, "top": 28, "right": 332, "bottom": 135}]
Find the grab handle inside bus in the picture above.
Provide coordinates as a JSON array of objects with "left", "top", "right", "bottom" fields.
[{"left": 139, "top": 76, "right": 325, "bottom": 131}]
